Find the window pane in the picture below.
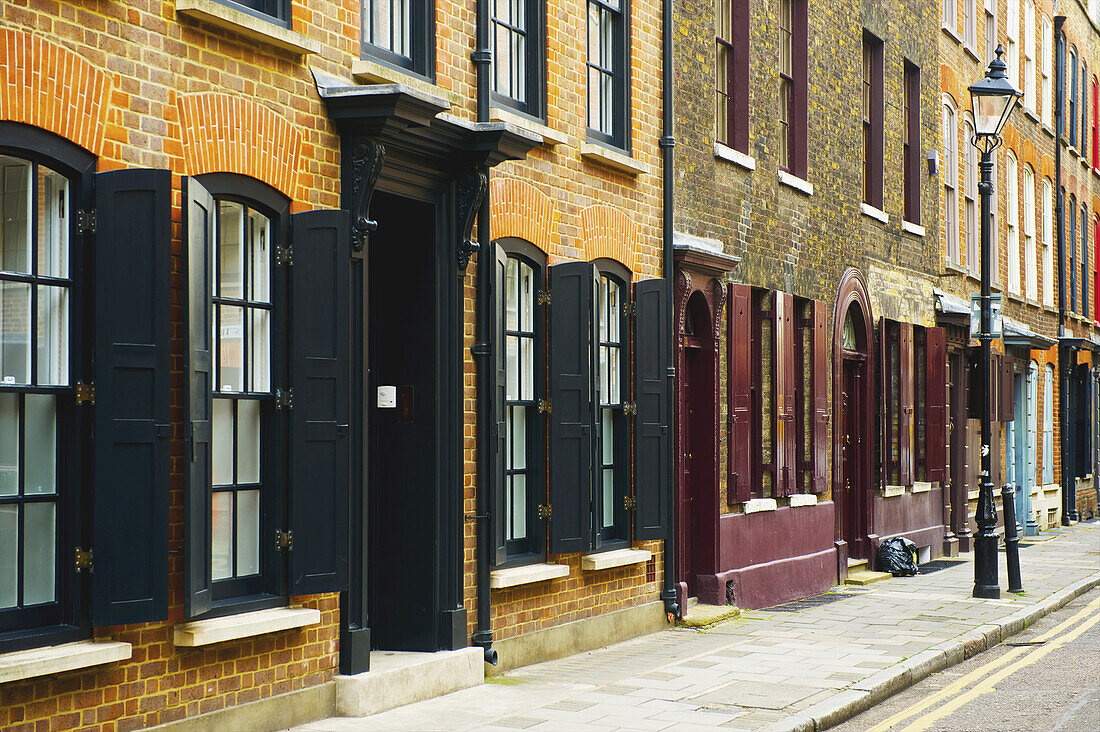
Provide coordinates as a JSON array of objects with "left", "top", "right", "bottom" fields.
[
  {"left": 505, "top": 257, "right": 518, "bottom": 331},
  {"left": 608, "top": 281, "right": 619, "bottom": 340},
  {"left": 0, "top": 506, "right": 16, "bottom": 608},
  {"left": 510, "top": 473, "right": 526, "bottom": 541},
  {"left": 601, "top": 73, "right": 614, "bottom": 134},
  {"left": 23, "top": 502, "right": 55, "bottom": 605},
  {"left": 521, "top": 335, "right": 534, "bottom": 400},
  {"left": 602, "top": 469, "right": 614, "bottom": 528},
  {"left": 511, "top": 405, "right": 526, "bottom": 470},
  {"left": 602, "top": 407, "right": 614, "bottom": 462},
  {"left": 0, "top": 157, "right": 30, "bottom": 275},
  {"left": 218, "top": 305, "right": 244, "bottom": 392},
  {"left": 211, "top": 492, "right": 233, "bottom": 581},
  {"left": 513, "top": 32, "right": 526, "bottom": 103},
  {"left": 23, "top": 394, "right": 56, "bottom": 495},
  {"left": 250, "top": 308, "right": 270, "bottom": 393},
  {"left": 36, "top": 166, "right": 69, "bottom": 279},
  {"left": 587, "top": 4, "right": 600, "bottom": 62},
  {"left": 236, "top": 489, "right": 260, "bottom": 577},
  {"left": 237, "top": 399, "right": 261, "bottom": 484},
  {"left": 0, "top": 394, "right": 16, "bottom": 497},
  {"left": 218, "top": 201, "right": 245, "bottom": 299},
  {"left": 250, "top": 210, "right": 270, "bottom": 303},
  {"left": 0, "top": 281, "right": 31, "bottom": 385},
  {"left": 588, "top": 68, "right": 601, "bottom": 130},
  {"left": 36, "top": 285, "right": 68, "bottom": 386},
  {"left": 609, "top": 346, "right": 620, "bottom": 404},
  {"left": 212, "top": 399, "right": 233, "bottom": 485},
  {"left": 506, "top": 334, "right": 519, "bottom": 400},
  {"left": 519, "top": 262, "right": 533, "bottom": 331},
  {"left": 599, "top": 345, "right": 609, "bottom": 403}
]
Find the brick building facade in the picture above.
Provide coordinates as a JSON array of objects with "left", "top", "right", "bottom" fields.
[{"left": 0, "top": 0, "right": 672, "bottom": 729}]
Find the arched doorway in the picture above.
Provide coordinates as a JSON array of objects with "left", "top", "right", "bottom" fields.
[{"left": 833, "top": 269, "right": 875, "bottom": 561}]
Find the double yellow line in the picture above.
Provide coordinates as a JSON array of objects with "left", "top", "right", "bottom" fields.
[{"left": 866, "top": 595, "right": 1100, "bottom": 732}]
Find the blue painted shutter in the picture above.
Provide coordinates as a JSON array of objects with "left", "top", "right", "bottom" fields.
[
  {"left": 183, "top": 177, "right": 214, "bottom": 618},
  {"left": 548, "top": 262, "right": 595, "bottom": 554},
  {"left": 632, "top": 278, "right": 670, "bottom": 540},
  {"left": 288, "top": 210, "right": 351, "bottom": 594},
  {"left": 92, "top": 168, "right": 171, "bottom": 625}
]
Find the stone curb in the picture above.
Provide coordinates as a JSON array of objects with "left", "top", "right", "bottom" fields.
[{"left": 765, "top": 572, "right": 1100, "bottom": 732}]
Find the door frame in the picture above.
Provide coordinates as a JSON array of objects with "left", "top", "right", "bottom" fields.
[{"left": 832, "top": 268, "right": 875, "bottom": 560}]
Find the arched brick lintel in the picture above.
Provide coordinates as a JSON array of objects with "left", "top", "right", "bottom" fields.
[
  {"left": 580, "top": 204, "right": 637, "bottom": 273},
  {"left": 0, "top": 29, "right": 111, "bottom": 157},
  {"left": 490, "top": 177, "right": 558, "bottom": 255},
  {"left": 177, "top": 92, "right": 301, "bottom": 201}
]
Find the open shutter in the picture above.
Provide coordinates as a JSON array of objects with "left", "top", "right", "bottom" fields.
[
  {"left": 811, "top": 300, "right": 829, "bottom": 493},
  {"left": 490, "top": 244, "right": 509, "bottom": 565},
  {"left": 925, "top": 327, "right": 948, "bottom": 482},
  {"left": 774, "top": 293, "right": 796, "bottom": 496},
  {"left": 633, "top": 278, "right": 670, "bottom": 540},
  {"left": 728, "top": 285, "right": 753, "bottom": 504},
  {"left": 183, "top": 177, "right": 215, "bottom": 618},
  {"left": 899, "top": 322, "right": 914, "bottom": 485},
  {"left": 548, "top": 262, "right": 595, "bottom": 554},
  {"left": 288, "top": 210, "right": 350, "bottom": 595},
  {"left": 878, "top": 318, "right": 888, "bottom": 488},
  {"left": 1001, "top": 355, "right": 1015, "bottom": 420},
  {"left": 92, "top": 168, "right": 171, "bottom": 625}
]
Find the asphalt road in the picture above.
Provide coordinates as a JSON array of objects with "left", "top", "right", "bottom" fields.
[{"left": 832, "top": 584, "right": 1100, "bottom": 732}]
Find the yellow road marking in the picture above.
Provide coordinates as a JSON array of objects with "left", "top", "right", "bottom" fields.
[{"left": 865, "top": 595, "right": 1100, "bottom": 732}]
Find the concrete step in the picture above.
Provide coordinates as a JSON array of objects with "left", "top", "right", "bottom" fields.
[
  {"left": 677, "top": 600, "right": 741, "bottom": 629},
  {"left": 335, "top": 647, "right": 483, "bottom": 717},
  {"left": 845, "top": 569, "right": 893, "bottom": 586},
  {"left": 847, "top": 558, "right": 868, "bottom": 571}
]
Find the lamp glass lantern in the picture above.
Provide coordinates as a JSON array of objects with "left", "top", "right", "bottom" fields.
[{"left": 969, "top": 45, "right": 1022, "bottom": 138}]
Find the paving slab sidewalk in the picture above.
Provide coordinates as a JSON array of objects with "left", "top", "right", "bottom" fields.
[{"left": 291, "top": 522, "right": 1100, "bottom": 732}]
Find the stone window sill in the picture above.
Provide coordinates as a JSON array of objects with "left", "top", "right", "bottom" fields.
[
  {"left": 579, "top": 142, "right": 653, "bottom": 176},
  {"left": 490, "top": 563, "right": 570, "bottom": 589},
  {"left": 861, "top": 203, "right": 888, "bottom": 224},
  {"left": 883, "top": 484, "right": 905, "bottom": 498},
  {"left": 0, "top": 640, "right": 131, "bottom": 684},
  {"left": 173, "top": 606, "right": 320, "bottom": 647},
  {"left": 778, "top": 170, "right": 813, "bottom": 196},
  {"left": 1023, "top": 108, "right": 1041, "bottom": 125},
  {"left": 963, "top": 45, "right": 982, "bottom": 64},
  {"left": 941, "top": 25, "right": 964, "bottom": 46},
  {"left": 490, "top": 107, "right": 569, "bottom": 146},
  {"left": 581, "top": 548, "right": 652, "bottom": 571},
  {"left": 912, "top": 481, "right": 933, "bottom": 493},
  {"left": 744, "top": 498, "right": 778, "bottom": 514},
  {"left": 175, "top": 0, "right": 321, "bottom": 56},
  {"left": 788, "top": 494, "right": 817, "bottom": 507},
  {"left": 351, "top": 58, "right": 461, "bottom": 106},
  {"left": 902, "top": 220, "right": 926, "bottom": 237},
  {"left": 714, "top": 142, "right": 756, "bottom": 171}
]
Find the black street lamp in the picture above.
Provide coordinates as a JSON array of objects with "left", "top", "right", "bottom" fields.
[{"left": 968, "top": 46, "right": 1022, "bottom": 599}]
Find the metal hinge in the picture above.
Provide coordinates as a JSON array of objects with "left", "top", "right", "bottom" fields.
[
  {"left": 76, "top": 209, "right": 96, "bottom": 234},
  {"left": 537, "top": 504, "right": 552, "bottom": 520},
  {"left": 537, "top": 290, "right": 551, "bottom": 306},
  {"left": 75, "top": 381, "right": 95, "bottom": 405},
  {"left": 74, "top": 547, "right": 94, "bottom": 572},
  {"left": 625, "top": 302, "right": 637, "bottom": 318},
  {"left": 276, "top": 246, "right": 293, "bottom": 266},
  {"left": 276, "top": 387, "right": 294, "bottom": 409},
  {"left": 275, "top": 529, "right": 294, "bottom": 550},
  {"left": 623, "top": 495, "right": 637, "bottom": 511},
  {"left": 623, "top": 402, "right": 637, "bottom": 416},
  {"left": 537, "top": 399, "right": 551, "bottom": 414}
]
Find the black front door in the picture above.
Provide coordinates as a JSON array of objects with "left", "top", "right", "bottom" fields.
[{"left": 367, "top": 191, "right": 439, "bottom": 651}]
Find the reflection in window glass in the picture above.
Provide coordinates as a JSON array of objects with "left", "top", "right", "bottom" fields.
[
  {"left": 0, "top": 281, "right": 30, "bottom": 385},
  {"left": 365, "top": 0, "right": 412, "bottom": 57},
  {"left": 23, "top": 394, "right": 56, "bottom": 495},
  {"left": 0, "top": 157, "right": 30, "bottom": 275},
  {"left": 504, "top": 256, "right": 536, "bottom": 546},
  {"left": 586, "top": 1, "right": 618, "bottom": 137},
  {"left": 23, "top": 502, "right": 55, "bottom": 605},
  {"left": 0, "top": 394, "right": 16, "bottom": 497},
  {"left": 36, "top": 166, "right": 68, "bottom": 279},
  {"left": 493, "top": 0, "right": 529, "bottom": 105},
  {"left": 37, "top": 285, "right": 68, "bottom": 386},
  {"left": 0, "top": 506, "right": 16, "bottom": 609},
  {"left": 211, "top": 491, "right": 233, "bottom": 581}
]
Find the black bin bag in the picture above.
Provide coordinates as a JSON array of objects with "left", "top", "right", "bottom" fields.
[{"left": 876, "top": 537, "right": 918, "bottom": 576}]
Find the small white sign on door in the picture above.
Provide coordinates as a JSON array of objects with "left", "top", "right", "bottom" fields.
[{"left": 377, "top": 385, "right": 397, "bottom": 408}]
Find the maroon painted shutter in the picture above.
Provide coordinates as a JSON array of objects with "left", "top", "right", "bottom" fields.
[
  {"left": 728, "top": 284, "right": 753, "bottom": 504},
  {"left": 878, "top": 318, "right": 888, "bottom": 488},
  {"left": 899, "top": 322, "right": 914, "bottom": 485},
  {"left": 811, "top": 300, "right": 829, "bottom": 493},
  {"left": 775, "top": 293, "right": 796, "bottom": 496},
  {"left": 925, "top": 327, "right": 948, "bottom": 482}
]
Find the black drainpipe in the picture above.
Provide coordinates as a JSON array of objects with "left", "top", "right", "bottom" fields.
[
  {"left": 1055, "top": 15, "right": 1073, "bottom": 526},
  {"left": 471, "top": 0, "right": 498, "bottom": 665},
  {"left": 659, "top": 0, "right": 681, "bottom": 620}
]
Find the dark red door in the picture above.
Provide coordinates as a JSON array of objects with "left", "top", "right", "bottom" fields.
[
  {"left": 679, "top": 343, "right": 698, "bottom": 593},
  {"left": 840, "top": 357, "right": 865, "bottom": 556}
]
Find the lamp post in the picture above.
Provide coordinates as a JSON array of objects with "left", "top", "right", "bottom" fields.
[{"left": 968, "top": 46, "right": 1022, "bottom": 599}]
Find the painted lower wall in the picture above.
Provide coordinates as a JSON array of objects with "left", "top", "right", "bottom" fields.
[
  {"left": 870, "top": 484, "right": 946, "bottom": 565},
  {"left": 694, "top": 502, "right": 837, "bottom": 610}
]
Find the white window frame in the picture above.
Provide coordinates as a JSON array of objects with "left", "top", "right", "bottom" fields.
[
  {"left": 1007, "top": 151, "right": 1020, "bottom": 294},
  {"left": 965, "top": 0, "right": 977, "bottom": 50},
  {"left": 1041, "top": 16, "right": 1052, "bottom": 127},
  {"left": 964, "top": 118, "right": 977, "bottom": 272},
  {"left": 1042, "top": 178, "right": 1053, "bottom": 307},
  {"left": 1024, "top": 165, "right": 1036, "bottom": 300},
  {"left": 1023, "top": 0, "right": 1035, "bottom": 112},
  {"left": 944, "top": 98, "right": 960, "bottom": 266},
  {"left": 944, "top": 0, "right": 958, "bottom": 33},
  {"left": 1006, "top": 0, "right": 1019, "bottom": 88}
]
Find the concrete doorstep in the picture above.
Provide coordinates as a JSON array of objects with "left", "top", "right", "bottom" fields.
[{"left": 335, "top": 647, "right": 484, "bottom": 718}]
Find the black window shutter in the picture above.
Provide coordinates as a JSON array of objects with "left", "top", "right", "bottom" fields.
[
  {"left": 547, "top": 261, "right": 595, "bottom": 554},
  {"left": 288, "top": 209, "right": 350, "bottom": 595},
  {"left": 92, "top": 168, "right": 171, "bottom": 625},
  {"left": 490, "top": 244, "right": 509, "bottom": 565},
  {"left": 632, "top": 278, "right": 670, "bottom": 540},
  {"left": 183, "top": 177, "right": 214, "bottom": 618}
]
